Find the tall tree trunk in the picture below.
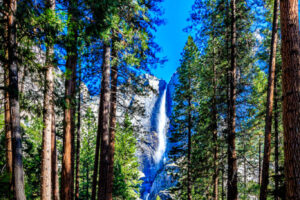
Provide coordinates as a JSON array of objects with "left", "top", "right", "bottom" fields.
[
  {"left": 212, "top": 46, "right": 218, "bottom": 200},
  {"left": 259, "top": 1, "right": 279, "bottom": 199},
  {"left": 7, "top": 0, "right": 26, "bottom": 198},
  {"left": 86, "top": 136, "right": 91, "bottom": 200},
  {"left": 243, "top": 144, "right": 246, "bottom": 200},
  {"left": 274, "top": 61, "right": 279, "bottom": 200},
  {"left": 51, "top": 103, "right": 60, "bottom": 200},
  {"left": 4, "top": 0, "right": 13, "bottom": 194},
  {"left": 91, "top": 92, "right": 103, "bottom": 200},
  {"left": 41, "top": 0, "right": 56, "bottom": 198},
  {"left": 258, "top": 139, "right": 262, "bottom": 185},
  {"left": 75, "top": 67, "right": 81, "bottom": 200},
  {"left": 187, "top": 78, "right": 192, "bottom": 200},
  {"left": 71, "top": 75, "right": 76, "bottom": 200},
  {"left": 61, "top": 3, "right": 78, "bottom": 197},
  {"left": 221, "top": 147, "right": 225, "bottom": 200},
  {"left": 227, "top": 0, "right": 238, "bottom": 199},
  {"left": 280, "top": 0, "right": 300, "bottom": 198},
  {"left": 106, "top": 50, "right": 118, "bottom": 200},
  {"left": 97, "top": 42, "right": 111, "bottom": 200},
  {"left": 41, "top": 45, "right": 55, "bottom": 200}
]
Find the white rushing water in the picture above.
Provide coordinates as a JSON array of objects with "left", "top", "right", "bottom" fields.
[{"left": 154, "top": 88, "right": 168, "bottom": 164}]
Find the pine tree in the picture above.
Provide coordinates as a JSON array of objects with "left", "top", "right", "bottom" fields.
[
  {"left": 280, "top": 0, "right": 300, "bottom": 198},
  {"left": 259, "top": 0, "right": 279, "bottom": 199},
  {"left": 169, "top": 36, "right": 199, "bottom": 199}
]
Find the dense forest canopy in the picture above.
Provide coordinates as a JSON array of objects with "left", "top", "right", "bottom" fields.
[{"left": 1, "top": 0, "right": 300, "bottom": 199}]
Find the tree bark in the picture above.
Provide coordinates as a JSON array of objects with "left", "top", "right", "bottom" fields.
[
  {"left": 259, "top": 1, "right": 279, "bottom": 199},
  {"left": 187, "top": 77, "right": 192, "bottom": 200},
  {"left": 8, "top": 0, "right": 26, "bottom": 198},
  {"left": 212, "top": 44, "right": 218, "bottom": 200},
  {"left": 4, "top": 0, "right": 13, "bottom": 194},
  {"left": 243, "top": 144, "right": 246, "bottom": 200},
  {"left": 280, "top": 0, "right": 300, "bottom": 198},
  {"left": 97, "top": 42, "right": 111, "bottom": 200},
  {"left": 86, "top": 135, "right": 91, "bottom": 200},
  {"left": 274, "top": 61, "right": 279, "bottom": 200},
  {"left": 51, "top": 103, "right": 60, "bottom": 200},
  {"left": 75, "top": 67, "right": 81, "bottom": 200},
  {"left": 258, "top": 139, "right": 262, "bottom": 185},
  {"left": 91, "top": 91, "right": 103, "bottom": 200},
  {"left": 61, "top": 3, "right": 78, "bottom": 198},
  {"left": 227, "top": 0, "right": 238, "bottom": 199},
  {"left": 41, "top": 0, "right": 56, "bottom": 197},
  {"left": 106, "top": 50, "right": 118, "bottom": 200},
  {"left": 41, "top": 46, "right": 54, "bottom": 200}
]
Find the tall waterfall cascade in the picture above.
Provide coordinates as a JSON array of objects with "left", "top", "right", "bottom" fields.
[
  {"left": 154, "top": 88, "right": 168, "bottom": 164},
  {"left": 132, "top": 75, "right": 178, "bottom": 200}
]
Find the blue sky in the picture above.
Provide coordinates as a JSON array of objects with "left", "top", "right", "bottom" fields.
[{"left": 151, "top": 0, "right": 195, "bottom": 82}]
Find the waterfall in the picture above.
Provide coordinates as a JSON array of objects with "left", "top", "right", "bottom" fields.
[
  {"left": 154, "top": 88, "right": 168, "bottom": 164},
  {"left": 141, "top": 83, "right": 170, "bottom": 200}
]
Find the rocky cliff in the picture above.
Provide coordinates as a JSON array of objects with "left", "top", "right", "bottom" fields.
[{"left": 113, "top": 73, "right": 179, "bottom": 200}]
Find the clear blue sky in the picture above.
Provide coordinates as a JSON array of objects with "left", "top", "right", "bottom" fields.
[{"left": 151, "top": 0, "right": 195, "bottom": 82}]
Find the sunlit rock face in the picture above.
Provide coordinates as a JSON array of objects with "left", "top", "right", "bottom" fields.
[{"left": 137, "top": 73, "right": 179, "bottom": 200}]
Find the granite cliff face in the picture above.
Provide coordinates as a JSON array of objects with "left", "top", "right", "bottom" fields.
[
  {"left": 141, "top": 72, "right": 179, "bottom": 200},
  {"left": 118, "top": 73, "right": 179, "bottom": 200}
]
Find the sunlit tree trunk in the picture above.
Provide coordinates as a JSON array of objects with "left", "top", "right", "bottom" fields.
[
  {"left": 75, "top": 66, "right": 81, "bottom": 200},
  {"left": 280, "top": 0, "right": 300, "bottom": 198},
  {"left": 4, "top": 0, "right": 13, "bottom": 195},
  {"left": 7, "top": 0, "right": 26, "bottom": 198},
  {"left": 98, "top": 42, "right": 111, "bottom": 200},
  {"left": 61, "top": 1, "right": 78, "bottom": 198},
  {"left": 259, "top": 0, "right": 279, "bottom": 199},
  {"left": 212, "top": 44, "right": 218, "bottom": 200},
  {"left": 91, "top": 91, "right": 103, "bottom": 200},
  {"left": 41, "top": 44, "right": 54, "bottom": 200},
  {"left": 40, "top": 0, "right": 56, "bottom": 198},
  {"left": 274, "top": 61, "right": 279, "bottom": 200},
  {"left": 51, "top": 103, "right": 60, "bottom": 200},
  {"left": 227, "top": 0, "right": 238, "bottom": 199},
  {"left": 106, "top": 48, "right": 118, "bottom": 200}
]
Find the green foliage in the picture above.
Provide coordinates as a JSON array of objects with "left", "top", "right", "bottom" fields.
[
  {"left": 78, "top": 107, "right": 97, "bottom": 199},
  {"left": 22, "top": 116, "right": 43, "bottom": 199},
  {"left": 169, "top": 36, "right": 201, "bottom": 199},
  {"left": 113, "top": 113, "right": 142, "bottom": 200}
]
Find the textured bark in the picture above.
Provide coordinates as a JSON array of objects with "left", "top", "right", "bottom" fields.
[
  {"left": 187, "top": 78, "right": 192, "bottom": 200},
  {"left": 106, "top": 53, "right": 118, "bottom": 200},
  {"left": 75, "top": 68, "right": 81, "bottom": 200},
  {"left": 274, "top": 62, "right": 279, "bottom": 200},
  {"left": 86, "top": 136, "right": 91, "bottom": 200},
  {"left": 227, "top": 0, "right": 238, "bottom": 200},
  {"left": 91, "top": 91, "right": 103, "bottom": 200},
  {"left": 280, "top": 0, "right": 300, "bottom": 199},
  {"left": 71, "top": 74, "right": 76, "bottom": 200},
  {"left": 259, "top": 1, "right": 279, "bottom": 199},
  {"left": 258, "top": 139, "right": 262, "bottom": 185},
  {"left": 4, "top": 0, "right": 13, "bottom": 193},
  {"left": 51, "top": 104, "right": 60, "bottom": 200},
  {"left": 41, "top": 0, "right": 56, "bottom": 196},
  {"left": 98, "top": 42, "right": 111, "bottom": 200},
  {"left": 212, "top": 45, "right": 218, "bottom": 200},
  {"left": 41, "top": 48, "right": 54, "bottom": 200},
  {"left": 61, "top": 7, "right": 78, "bottom": 198},
  {"left": 8, "top": 0, "right": 26, "bottom": 198},
  {"left": 243, "top": 144, "right": 246, "bottom": 200},
  {"left": 221, "top": 148, "right": 225, "bottom": 200},
  {"left": 227, "top": 0, "right": 238, "bottom": 199}
]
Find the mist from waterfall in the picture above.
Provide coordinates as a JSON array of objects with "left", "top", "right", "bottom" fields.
[{"left": 154, "top": 88, "right": 168, "bottom": 164}]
